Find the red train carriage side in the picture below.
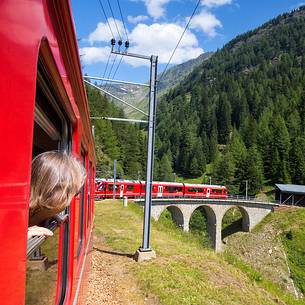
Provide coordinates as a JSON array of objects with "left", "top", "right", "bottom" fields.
[
  {"left": 95, "top": 180, "right": 227, "bottom": 199},
  {"left": 183, "top": 184, "right": 227, "bottom": 198},
  {"left": 95, "top": 179, "right": 142, "bottom": 199},
  {"left": 0, "top": 1, "right": 95, "bottom": 305}
]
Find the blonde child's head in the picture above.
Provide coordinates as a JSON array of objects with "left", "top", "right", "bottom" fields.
[{"left": 29, "top": 151, "right": 86, "bottom": 225}]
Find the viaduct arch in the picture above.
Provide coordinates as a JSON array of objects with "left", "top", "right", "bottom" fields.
[{"left": 150, "top": 201, "right": 273, "bottom": 252}]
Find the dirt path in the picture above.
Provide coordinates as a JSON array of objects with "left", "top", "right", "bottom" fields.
[{"left": 86, "top": 236, "right": 158, "bottom": 305}]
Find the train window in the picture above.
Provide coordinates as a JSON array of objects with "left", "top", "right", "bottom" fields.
[
  {"left": 126, "top": 185, "right": 134, "bottom": 191},
  {"left": 77, "top": 152, "right": 86, "bottom": 257},
  {"left": 87, "top": 161, "right": 92, "bottom": 228},
  {"left": 98, "top": 184, "right": 105, "bottom": 191},
  {"left": 108, "top": 184, "right": 118, "bottom": 191},
  {"left": 188, "top": 188, "right": 196, "bottom": 193},
  {"left": 26, "top": 227, "right": 60, "bottom": 305},
  {"left": 165, "top": 186, "right": 176, "bottom": 193},
  {"left": 212, "top": 189, "right": 223, "bottom": 194},
  {"left": 26, "top": 55, "right": 72, "bottom": 305}
]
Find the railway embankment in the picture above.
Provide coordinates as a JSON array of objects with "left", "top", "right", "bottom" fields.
[{"left": 88, "top": 200, "right": 304, "bottom": 305}]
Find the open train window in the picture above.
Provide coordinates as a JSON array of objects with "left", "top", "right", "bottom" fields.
[
  {"left": 87, "top": 161, "right": 92, "bottom": 228},
  {"left": 77, "top": 152, "right": 86, "bottom": 257},
  {"left": 26, "top": 56, "right": 72, "bottom": 305}
]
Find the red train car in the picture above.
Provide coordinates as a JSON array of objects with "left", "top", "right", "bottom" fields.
[
  {"left": 96, "top": 180, "right": 227, "bottom": 199},
  {"left": 0, "top": 2, "right": 95, "bottom": 305},
  {"left": 183, "top": 183, "right": 227, "bottom": 198},
  {"left": 96, "top": 179, "right": 141, "bottom": 199}
]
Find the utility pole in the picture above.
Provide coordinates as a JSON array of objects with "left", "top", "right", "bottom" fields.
[
  {"left": 109, "top": 45, "right": 157, "bottom": 262},
  {"left": 209, "top": 176, "right": 212, "bottom": 185},
  {"left": 245, "top": 180, "right": 248, "bottom": 200}
]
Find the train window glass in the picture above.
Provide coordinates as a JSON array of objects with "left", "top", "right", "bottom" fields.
[
  {"left": 98, "top": 184, "right": 105, "bottom": 191},
  {"left": 127, "top": 185, "right": 134, "bottom": 191},
  {"left": 77, "top": 153, "right": 86, "bottom": 257},
  {"left": 26, "top": 229, "right": 60, "bottom": 305},
  {"left": 212, "top": 189, "right": 223, "bottom": 194},
  {"left": 108, "top": 184, "right": 118, "bottom": 191},
  {"left": 188, "top": 188, "right": 196, "bottom": 193},
  {"left": 26, "top": 54, "right": 72, "bottom": 305},
  {"left": 166, "top": 186, "right": 177, "bottom": 193},
  {"left": 87, "top": 162, "right": 91, "bottom": 227}
]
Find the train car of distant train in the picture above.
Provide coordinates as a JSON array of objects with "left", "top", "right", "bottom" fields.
[
  {"left": 96, "top": 180, "right": 227, "bottom": 199},
  {"left": 0, "top": 1, "right": 96, "bottom": 305},
  {"left": 183, "top": 183, "right": 227, "bottom": 198}
]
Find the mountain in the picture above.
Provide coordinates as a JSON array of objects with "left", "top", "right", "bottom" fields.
[
  {"left": 155, "top": 6, "right": 305, "bottom": 191},
  {"left": 100, "top": 52, "right": 213, "bottom": 119}
]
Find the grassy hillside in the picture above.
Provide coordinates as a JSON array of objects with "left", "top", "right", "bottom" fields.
[
  {"left": 225, "top": 208, "right": 305, "bottom": 299},
  {"left": 94, "top": 200, "right": 304, "bottom": 305}
]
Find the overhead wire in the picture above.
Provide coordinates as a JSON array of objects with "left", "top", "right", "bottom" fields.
[
  {"left": 101, "top": 50, "right": 112, "bottom": 86},
  {"left": 116, "top": 0, "right": 129, "bottom": 41},
  {"left": 158, "top": 0, "right": 201, "bottom": 85},
  {"left": 107, "top": 0, "right": 122, "bottom": 41},
  {"left": 110, "top": 55, "right": 124, "bottom": 82},
  {"left": 97, "top": 0, "right": 114, "bottom": 38},
  {"left": 97, "top": 0, "right": 117, "bottom": 88},
  {"left": 104, "top": 53, "right": 118, "bottom": 91},
  {"left": 105, "top": 0, "right": 129, "bottom": 95}
]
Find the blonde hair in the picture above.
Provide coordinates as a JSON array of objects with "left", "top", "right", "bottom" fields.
[{"left": 29, "top": 151, "right": 86, "bottom": 222}]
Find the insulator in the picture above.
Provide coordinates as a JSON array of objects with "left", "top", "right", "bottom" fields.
[
  {"left": 111, "top": 38, "right": 116, "bottom": 46},
  {"left": 125, "top": 40, "right": 129, "bottom": 48},
  {"left": 118, "top": 40, "right": 123, "bottom": 46}
]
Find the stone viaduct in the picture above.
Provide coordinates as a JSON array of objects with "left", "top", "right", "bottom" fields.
[{"left": 134, "top": 198, "right": 278, "bottom": 252}]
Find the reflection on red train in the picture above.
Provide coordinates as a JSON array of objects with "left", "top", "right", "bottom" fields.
[{"left": 95, "top": 179, "right": 228, "bottom": 199}]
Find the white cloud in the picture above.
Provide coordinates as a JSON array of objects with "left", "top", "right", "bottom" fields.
[
  {"left": 88, "top": 18, "right": 126, "bottom": 44},
  {"left": 127, "top": 23, "right": 203, "bottom": 66},
  {"left": 189, "top": 10, "right": 222, "bottom": 37},
  {"left": 201, "top": 0, "right": 232, "bottom": 7},
  {"left": 79, "top": 46, "right": 111, "bottom": 65},
  {"left": 127, "top": 15, "right": 149, "bottom": 24},
  {"left": 142, "top": 0, "right": 171, "bottom": 20},
  {"left": 81, "top": 21, "right": 204, "bottom": 67}
]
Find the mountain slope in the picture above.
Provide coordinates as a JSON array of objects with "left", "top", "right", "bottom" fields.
[
  {"left": 101, "top": 52, "right": 213, "bottom": 119},
  {"left": 155, "top": 5, "right": 305, "bottom": 189}
]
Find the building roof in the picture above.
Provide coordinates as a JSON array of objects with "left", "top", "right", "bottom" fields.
[{"left": 275, "top": 184, "right": 305, "bottom": 195}]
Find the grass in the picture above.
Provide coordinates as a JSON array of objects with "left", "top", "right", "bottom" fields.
[
  {"left": 227, "top": 207, "right": 305, "bottom": 301},
  {"left": 94, "top": 199, "right": 304, "bottom": 305}
]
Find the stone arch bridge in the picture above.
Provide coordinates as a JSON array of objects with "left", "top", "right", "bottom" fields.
[{"left": 134, "top": 198, "right": 279, "bottom": 252}]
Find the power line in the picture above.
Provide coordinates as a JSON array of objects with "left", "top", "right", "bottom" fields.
[
  {"left": 102, "top": 50, "right": 112, "bottom": 85},
  {"left": 116, "top": 0, "right": 129, "bottom": 41},
  {"left": 158, "top": 0, "right": 201, "bottom": 84},
  {"left": 110, "top": 54, "right": 124, "bottom": 82},
  {"left": 104, "top": 53, "right": 118, "bottom": 91},
  {"left": 97, "top": 0, "right": 114, "bottom": 38},
  {"left": 107, "top": 0, "right": 122, "bottom": 40}
]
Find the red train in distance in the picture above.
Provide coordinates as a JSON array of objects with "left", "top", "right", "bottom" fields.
[
  {"left": 95, "top": 179, "right": 228, "bottom": 200},
  {"left": 0, "top": 1, "right": 96, "bottom": 305}
]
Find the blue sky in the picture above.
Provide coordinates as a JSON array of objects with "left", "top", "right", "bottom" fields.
[{"left": 72, "top": 0, "right": 304, "bottom": 83}]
